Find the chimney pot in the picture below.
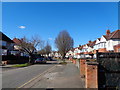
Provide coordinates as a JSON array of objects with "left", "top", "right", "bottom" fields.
[{"left": 106, "top": 30, "right": 110, "bottom": 35}]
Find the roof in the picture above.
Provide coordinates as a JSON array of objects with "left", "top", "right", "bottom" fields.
[
  {"left": 89, "top": 40, "right": 96, "bottom": 47},
  {"left": 0, "top": 32, "right": 14, "bottom": 43},
  {"left": 103, "top": 35, "right": 110, "bottom": 40},
  {"left": 13, "top": 38, "right": 22, "bottom": 44},
  {"left": 97, "top": 38, "right": 101, "bottom": 41},
  {"left": 114, "top": 44, "right": 120, "bottom": 47},
  {"left": 78, "top": 45, "right": 83, "bottom": 49},
  {"left": 109, "top": 30, "right": 120, "bottom": 39}
]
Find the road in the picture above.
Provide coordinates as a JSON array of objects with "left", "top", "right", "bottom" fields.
[{"left": 2, "top": 61, "right": 58, "bottom": 88}]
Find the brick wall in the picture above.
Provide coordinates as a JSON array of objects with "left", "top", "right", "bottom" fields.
[
  {"left": 114, "top": 45, "right": 120, "bottom": 52},
  {"left": 85, "top": 62, "right": 98, "bottom": 88},
  {"left": 98, "top": 48, "right": 107, "bottom": 52},
  {"left": 80, "top": 59, "right": 86, "bottom": 78},
  {"left": 73, "top": 59, "right": 76, "bottom": 64}
]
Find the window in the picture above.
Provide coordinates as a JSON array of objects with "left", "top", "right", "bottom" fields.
[
  {"left": 2, "top": 41, "right": 7, "bottom": 46},
  {"left": 101, "top": 43, "right": 103, "bottom": 48}
]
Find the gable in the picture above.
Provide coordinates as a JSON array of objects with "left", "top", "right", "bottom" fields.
[
  {"left": 100, "top": 36, "right": 107, "bottom": 42},
  {"left": 95, "top": 39, "right": 100, "bottom": 44}
]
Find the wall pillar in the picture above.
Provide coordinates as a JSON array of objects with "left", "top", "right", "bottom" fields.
[
  {"left": 80, "top": 59, "right": 86, "bottom": 78},
  {"left": 85, "top": 62, "right": 98, "bottom": 88}
]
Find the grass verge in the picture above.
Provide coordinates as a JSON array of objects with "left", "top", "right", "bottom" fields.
[{"left": 12, "top": 63, "right": 30, "bottom": 67}]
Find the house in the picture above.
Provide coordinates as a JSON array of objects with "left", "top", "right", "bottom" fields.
[
  {"left": 93, "top": 30, "right": 120, "bottom": 52},
  {"left": 73, "top": 47, "right": 80, "bottom": 59},
  {"left": 11, "top": 38, "right": 22, "bottom": 56},
  {"left": 12, "top": 38, "right": 29, "bottom": 56},
  {"left": 65, "top": 49, "right": 74, "bottom": 58},
  {"left": 106, "top": 30, "right": 120, "bottom": 51},
  {"left": 0, "top": 32, "right": 14, "bottom": 55},
  {"left": 54, "top": 51, "right": 61, "bottom": 58},
  {"left": 93, "top": 33, "right": 108, "bottom": 53},
  {"left": 66, "top": 29, "right": 120, "bottom": 59},
  {"left": 88, "top": 40, "right": 96, "bottom": 53},
  {"left": 94, "top": 38, "right": 101, "bottom": 50},
  {"left": 82, "top": 41, "right": 96, "bottom": 58}
]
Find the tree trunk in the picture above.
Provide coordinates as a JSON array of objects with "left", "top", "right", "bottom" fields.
[
  {"left": 28, "top": 56, "right": 31, "bottom": 64},
  {"left": 62, "top": 53, "right": 66, "bottom": 62},
  {"left": 28, "top": 54, "right": 34, "bottom": 64}
]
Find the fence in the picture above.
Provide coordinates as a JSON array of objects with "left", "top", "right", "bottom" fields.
[
  {"left": 97, "top": 52, "right": 120, "bottom": 89},
  {"left": 2, "top": 55, "right": 29, "bottom": 64}
]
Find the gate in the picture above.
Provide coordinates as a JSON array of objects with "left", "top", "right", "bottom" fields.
[{"left": 97, "top": 52, "right": 120, "bottom": 89}]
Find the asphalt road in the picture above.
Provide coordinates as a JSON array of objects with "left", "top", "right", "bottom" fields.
[{"left": 2, "top": 61, "right": 58, "bottom": 88}]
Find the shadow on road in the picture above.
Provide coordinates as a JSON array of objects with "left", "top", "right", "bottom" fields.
[{"left": 35, "top": 60, "right": 59, "bottom": 65}]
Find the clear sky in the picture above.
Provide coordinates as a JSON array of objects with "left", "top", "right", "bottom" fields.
[{"left": 2, "top": 2, "right": 118, "bottom": 50}]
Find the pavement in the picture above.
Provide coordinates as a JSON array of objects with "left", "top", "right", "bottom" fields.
[
  {"left": 25, "top": 61, "right": 85, "bottom": 88},
  {"left": 1, "top": 64, "right": 20, "bottom": 72}
]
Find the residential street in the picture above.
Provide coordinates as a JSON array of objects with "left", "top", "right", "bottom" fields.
[
  {"left": 2, "top": 60, "right": 85, "bottom": 89},
  {"left": 17, "top": 60, "right": 85, "bottom": 88},
  {"left": 2, "top": 61, "right": 58, "bottom": 88},
  {"left": 2, "top": 2, "right": 119, "bottom": 89}
]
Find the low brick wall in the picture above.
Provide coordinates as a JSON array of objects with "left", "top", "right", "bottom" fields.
[
  {"left": 79, "top": 59, "right": 86, "bottom": 78},
  {"left": 85, "top": 62, "right": 98, "bottom": 88}
]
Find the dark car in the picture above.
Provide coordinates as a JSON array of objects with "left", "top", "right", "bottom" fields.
[
  {"left": 34, "top": 57, "right": 47, "bottom": 64},
  {"left": 47, "top": 57, "right": 53, "bottom": 61}
]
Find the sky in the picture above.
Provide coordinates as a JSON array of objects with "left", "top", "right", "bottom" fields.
[
  {"left": 2, "top": 2, "right": 118, "bottom": 50},
  {"left": 2, "top": 0, "right": 120, "bottom": 2}
]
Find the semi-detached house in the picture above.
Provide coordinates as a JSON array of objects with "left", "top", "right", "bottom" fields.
[{"left": 66, "top": 29, "right": 120, "bottom": 59}]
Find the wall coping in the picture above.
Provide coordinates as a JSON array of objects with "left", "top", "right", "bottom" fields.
[{"left": 86, "top": 61, "right": 99, "bottom": 65}]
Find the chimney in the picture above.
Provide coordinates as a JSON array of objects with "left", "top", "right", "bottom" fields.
[
  {"left": 106, "top": 30, "right": 110, "bottom": 35},
  {"left": 88, "top": 40, "right": 92, "bottom": 43}
]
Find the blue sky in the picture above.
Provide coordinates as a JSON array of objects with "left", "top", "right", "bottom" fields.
[{"left": 2, "top": 2, "right": 118, "bottom": 50}]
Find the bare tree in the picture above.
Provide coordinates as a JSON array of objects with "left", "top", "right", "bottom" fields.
[
  {"left": 38, "top": 41, "right": 52, "bottom": 56},
  {"left": 37, "top": 49, "right": 45, "bottom": 55},
  {"left": 18, "top": 36, "right": 42, "bottom": 64},
  {"left": 55, "top": 30, "right": 74, "bottom": 59},
  {"left": 44, "top": 41, "right": 52, "bottom": 56}
]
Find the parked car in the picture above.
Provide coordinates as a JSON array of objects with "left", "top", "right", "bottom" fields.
[
  {"left": 47, "top": 57, "right": 53, "bottom": 61},
  {"left": 34, "top": 57, "right": 47, "bottom": 64}
]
